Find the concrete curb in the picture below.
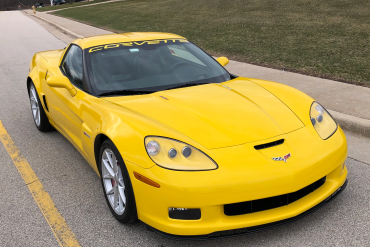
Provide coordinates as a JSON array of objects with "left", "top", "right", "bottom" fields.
[
  {"left": 22, "top": 10, "right": 83, "bottom": 39},
  {"left": 23, "top": 10, "right": 370, "bottom": 138},
  {"left": 329, "top": 110, "right": 370, "bottom": 138}
]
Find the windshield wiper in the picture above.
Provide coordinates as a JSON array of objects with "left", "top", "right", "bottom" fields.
[
  {"left": 166, "top": 82, "right": 205, "bottom": 90},
  {"left": 98, "top": 89, "right": 155, "bottom": 97}
]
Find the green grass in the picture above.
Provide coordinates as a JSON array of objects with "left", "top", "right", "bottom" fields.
[
  {"left": 55, "top": 0, "right": 370, "bottom": 87},
  {"left": 36, "top": 0, "right": 111, "bottom": 12}
]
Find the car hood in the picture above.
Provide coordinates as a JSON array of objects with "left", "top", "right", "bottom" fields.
[{"left": 104, "top": 78, "right": 304, "bottom": 149}]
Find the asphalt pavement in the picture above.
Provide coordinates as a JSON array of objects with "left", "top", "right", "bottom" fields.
[{"left": 0, "top": 11, "right": 369, "bottom": 246}]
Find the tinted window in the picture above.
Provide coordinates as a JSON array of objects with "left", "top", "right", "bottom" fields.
[
  {"left": 62, "top": 45, "right": 83, "bottom": 89},
  {"left": 86, "top": 39, "right": 230, "bottom": 95}
]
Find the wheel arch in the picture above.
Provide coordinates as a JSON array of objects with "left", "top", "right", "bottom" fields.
[
  {"left": 94, "top": 133, "right": 110, "bottom": 174},
  {"left": 27, "top": 66, "right": 42, "bottom": 94},
  {"left": 26, "top": 77, "right": 33, "bottom": 96}
]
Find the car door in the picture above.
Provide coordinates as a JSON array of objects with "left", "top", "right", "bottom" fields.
[{"left": 47, "top": 44, "right": 85, "bottom": 150}]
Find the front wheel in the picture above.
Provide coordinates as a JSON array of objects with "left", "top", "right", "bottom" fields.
[
  {"left": 99, "top": 139, "right": 138, "bottom": 223},
  {"left": 29, "top": 82, "right": 53, "bottom": 132}
]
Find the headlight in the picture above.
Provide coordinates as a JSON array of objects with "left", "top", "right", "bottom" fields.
[
  {"left": 144, "top": 136, "right": 217, "bottom": 171},
  {"left": 310, "top": 102, "right": 337, "bottom": 139}
]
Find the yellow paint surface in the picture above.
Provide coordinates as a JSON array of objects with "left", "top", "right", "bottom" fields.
[{"left": 0, "top": 121, "right": 80, "bottom": 247}]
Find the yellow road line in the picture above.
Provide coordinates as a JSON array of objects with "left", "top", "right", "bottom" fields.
[{"left": 0, "top": 121, "right": 81, "bottom": 247}]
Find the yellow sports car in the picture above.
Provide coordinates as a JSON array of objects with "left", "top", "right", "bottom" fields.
[{"left": 27, "top": 32, "right": 347, "bottom": 239}]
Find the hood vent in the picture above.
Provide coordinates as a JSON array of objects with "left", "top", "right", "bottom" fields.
[{"left": 254, "top": 139, "right": 284, "bottom": 150}]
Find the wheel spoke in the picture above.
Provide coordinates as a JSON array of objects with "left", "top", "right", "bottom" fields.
[
  {"left": 118, "top": 185, "right": 126, "bottom": 205},
  {"left": 115, "top": 204, "right": 123, "bottom": 214},
  {"left": 103, "top": 174, "right": 114, "bottom": 180},
  {"left": 36, "top": 108, "right": 39, "bottom": 119},
  {"left": 106, "top": 187, "right": 114, "bottom": 195},
  {"left": 113, "top": 185, "right": 119, "bottom": 207},
  {"left": 117, "top": 194, "right": 124, "bottom": 213},
  {"left": 31, "top": 89, "right": 37, "bottom": 102},
  {"left": 34, "top": 109, "right": 39, "bottom": 125},
  {"left": 102, "top": 159, "right": 115, "bottom": 177},
  {"left": 105, "top": 150, "right": 115, "bottom": 170},
  {"left": 111, "top": 156, "right": 119, "bottom": 173},
  {"left": 118, "top": 178, "right": 125, "bottom": 190}
]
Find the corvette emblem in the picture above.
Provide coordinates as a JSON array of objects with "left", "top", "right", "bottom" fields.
[{"left": 272, "top": 153, "right": 291, "bottom": 163}]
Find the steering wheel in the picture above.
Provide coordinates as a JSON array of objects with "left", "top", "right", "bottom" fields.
[{"left": 168, "top": 61, "right": 189, "bottom": 73}]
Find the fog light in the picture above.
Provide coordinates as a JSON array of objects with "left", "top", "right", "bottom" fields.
[{"left": 169, "top": 207, "right": 201, "bottom": 220}]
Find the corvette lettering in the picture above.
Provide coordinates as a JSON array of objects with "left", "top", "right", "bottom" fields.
[
  {"left": 272, "top": 153, "right": 291, "bottom": 163},
  {"left": 89, "top": 39, "right": 188, "bottom": 53}
]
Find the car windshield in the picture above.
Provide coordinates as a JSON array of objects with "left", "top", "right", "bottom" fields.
[{"left": 85, "top": 39, "right": 231, "bottom": 96}]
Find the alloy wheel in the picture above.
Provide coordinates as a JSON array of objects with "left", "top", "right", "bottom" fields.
[
  {"left": 101, "top": 148, "right": 126, "bottom": 215},
  {"left": 29, "top": 85, "right": 40, "bottom": 127}
]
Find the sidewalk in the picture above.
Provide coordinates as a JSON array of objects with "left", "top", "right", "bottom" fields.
[
  {"left": 23, "top": 10, "right": 370, "bottom": 137},
  {"left": 24, "top": 9, "right": 111, "bottom": 37}
]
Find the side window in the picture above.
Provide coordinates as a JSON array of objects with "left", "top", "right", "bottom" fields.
[{"left": 62, "top": 45, "right": 84, "bottom": 89}]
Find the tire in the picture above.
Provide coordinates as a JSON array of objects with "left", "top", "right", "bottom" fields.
[
  {"left": 99, "top": 139, "right": 138, "bottom": 224},
  {"left": 29, "top": 82, "right": 53, "bottom": 132}
]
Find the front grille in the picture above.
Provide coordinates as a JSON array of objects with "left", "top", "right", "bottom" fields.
[{"left": 224, "top": 177, "right": 326, "bottom": 216}]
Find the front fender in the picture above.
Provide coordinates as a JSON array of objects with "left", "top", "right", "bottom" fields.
[
  {"left": 27, "top": 53, "right": 47, "bottom": 93},
  {"left": 28, "top": 68, "right": 40, "bottom": 92},
  {"left": 90, "top": 98, "right": 208, "bottom": 172}
]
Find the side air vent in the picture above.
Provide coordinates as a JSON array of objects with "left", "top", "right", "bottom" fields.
[
  {"left": 254, "top": 139, "right": 284, "bottom": 150},
  {"left": 42, "top": 95, "right": 49, "bottom": 112}
]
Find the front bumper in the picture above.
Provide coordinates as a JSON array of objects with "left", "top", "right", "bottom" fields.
[
  {"left": 126, "top": 126, "right": 348, "bottom": 237},
  {"left": 147, "top": 179, "right": 348, "bottom": 240}
]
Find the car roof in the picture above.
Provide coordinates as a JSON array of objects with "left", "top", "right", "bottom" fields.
[{"left": 72, "top": 32, "right": 186, "bottom": 50}]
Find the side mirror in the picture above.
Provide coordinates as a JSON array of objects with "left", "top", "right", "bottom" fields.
[
  {"left": 216, "top": 57, "right": 229, "bottom": 67},
  {"left": 47, "top": 76, "right": 76, "bottom": 96}
]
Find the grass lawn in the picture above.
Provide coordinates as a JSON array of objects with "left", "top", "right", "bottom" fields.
[
  {"left": 55, "top": 0, "right": 370, "bottom": 87},
  {"left": 36, "top": 0, "right": 111, "bottom": 12}
]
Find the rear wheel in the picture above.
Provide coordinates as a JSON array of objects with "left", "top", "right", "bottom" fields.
[
  {"left": 99, "top": 139, "right": 138, "bottom": 223},
  {"left": 29, "top": 82, "right": 53, "bottom": 132}
]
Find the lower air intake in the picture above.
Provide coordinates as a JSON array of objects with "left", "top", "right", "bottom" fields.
[{"left": 224, "top": 177, "right": 326, "bottom": 216}]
